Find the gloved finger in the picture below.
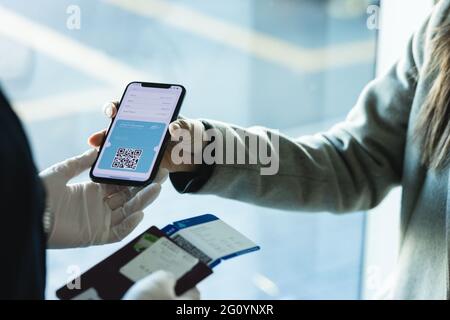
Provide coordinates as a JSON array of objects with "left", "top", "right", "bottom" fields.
[
  {"left": 102, "top": 174, "right": 164, "bottom": 211},
  {"left": 109, "top": 211, "right": 144, "bottom": 242},
  {"left": 106, "top": 187, "right": 133, "bottom": 212},
  {"left": 176, "top": 287, "right": 201, "bottom": 300},
  {"left": 103, "top": 101, "right": 118, "bottom": 118},
  {"left": 154, "top": 168, "right": 169, "bottom": 184},
  {"left": 123, "top": 183, "right": 161, "bottom": 216},
  {"left": 110, "top": 183, "right": 159, "bottom": 224},
  {"left": 54, "top": 149, "right": 98, "bottom": 181},
  {"left": 106, "top": 186, "right": 144, "bottom": 215},
  {"left": 123, "top": 270, "right": 177, "bottom": 300},
  {"left": 129, "top": 186, "right": 142, "bottom": 197},
  {"left": 103, "top": 184, "right": 128, "bottom": 197}
]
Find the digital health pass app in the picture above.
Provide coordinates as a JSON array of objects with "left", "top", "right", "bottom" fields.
[{"left": 93, "top": 83, "right": 182, "bottom": 181}]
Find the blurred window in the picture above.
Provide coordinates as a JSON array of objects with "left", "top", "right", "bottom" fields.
[{"left": 0, "top": 0, "right": 379, "bottom": 299}]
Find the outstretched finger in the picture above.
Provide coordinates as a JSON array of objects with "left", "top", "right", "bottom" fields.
[
  {"left": 123, "top": 183, "right": 161, "bottom": 215},
  {"left": 88, "top": 129, "right": 106, "bottom": 148},
  {"left": 109, "top": 211, "right": 144, "bottom": 242}
]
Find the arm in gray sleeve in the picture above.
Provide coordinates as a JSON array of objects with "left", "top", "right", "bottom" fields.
[{"left": 171, "top": 11, "right": 429, "bottom": 213}]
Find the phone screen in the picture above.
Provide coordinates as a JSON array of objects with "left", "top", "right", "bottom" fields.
[{"left": 91, "top": 82, "right": 184, "bottom": 183}]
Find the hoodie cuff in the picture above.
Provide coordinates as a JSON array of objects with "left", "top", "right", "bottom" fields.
[
  {"left": 169, "top": 163, "right": 214, "bottom": 194},
  {"left": 169, "top": 120, "right": 215, "bottom": 194}
]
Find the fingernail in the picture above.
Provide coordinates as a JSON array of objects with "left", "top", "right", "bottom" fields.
[
  {"left": 103, "top": 102, "right": 114, "bottom": 118},
  {"left": 170, "top": 123, "right": 180, "bottom": 132}
]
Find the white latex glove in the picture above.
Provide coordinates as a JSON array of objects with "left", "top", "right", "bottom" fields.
[
  {"left": 123, "top": 270, "right": 200, "bottom": 300},
  {"left": 40, "top": 149, "right": 168, "bottom": 248}
]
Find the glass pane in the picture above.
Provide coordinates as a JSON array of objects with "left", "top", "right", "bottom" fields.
[{"left": 0, "top": 0, "right": 378, "bottom": 299}]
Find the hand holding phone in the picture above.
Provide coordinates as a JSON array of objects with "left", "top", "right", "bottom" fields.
[
  {"left": 90, "top": 82, "right": 185, "bottom": 186},
  {"left": 89, "top": 104, "right": 207, "bottom": 175}
]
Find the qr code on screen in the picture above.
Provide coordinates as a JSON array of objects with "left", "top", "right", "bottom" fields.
[{"left": 111, "top": 148, "right": 143, "bottom": 170}]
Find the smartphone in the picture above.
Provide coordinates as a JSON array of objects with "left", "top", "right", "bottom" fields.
[{"left": 90, "top": 81, "right": 185, "bottom": 186}]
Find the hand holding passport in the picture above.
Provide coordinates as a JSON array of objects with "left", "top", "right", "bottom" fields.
[{"left": 56, "top": 214, "right": 260, "bottom": 300}]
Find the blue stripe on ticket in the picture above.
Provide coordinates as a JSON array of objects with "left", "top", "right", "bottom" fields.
[
  {"left": 172, "top": 214, "right": 219, "bottom": 229},
  {"left": 161, "top": 214, "right": 260, "bottom": 268}
]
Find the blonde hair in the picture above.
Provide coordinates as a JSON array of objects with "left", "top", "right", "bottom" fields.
[{"left": 415, "top": 23, "right": 450, "bottom": 169}]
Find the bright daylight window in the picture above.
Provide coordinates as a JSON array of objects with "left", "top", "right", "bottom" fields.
[{"left": 0, "top": 0, "right": 379, "bottom": 299}]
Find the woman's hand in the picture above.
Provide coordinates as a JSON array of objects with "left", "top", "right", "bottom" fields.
[
  {"left": 88, "top": 102, "right": 206, "bottom": 173},
  {"left": 40, "top": 149, "right": 164, "bottom": 248}
]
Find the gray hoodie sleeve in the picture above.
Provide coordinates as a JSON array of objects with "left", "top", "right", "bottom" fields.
[{"left": 171, "top": 8, "right": 431, "bottom": 213}]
